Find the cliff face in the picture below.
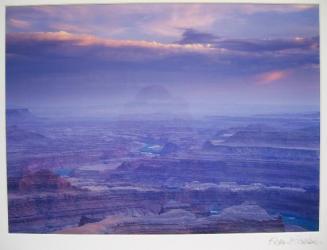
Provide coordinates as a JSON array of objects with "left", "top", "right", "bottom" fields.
[
  {"left": 57, "top": 206, "right": 285, "bottom": 234},
  {"left": 8, "top": 189, "right": 165, "bottom": 233},
  {"left": 18, "top": 169, "right": 71, "bottom": 192},
  {"left": 107, "top": 158, "right": 319, "bottom": 187},
  {"left": 203, "top": 143, "right": 319, "bottom": 161},
  {"left": 209, "top": 123, "right": 320, "bottom": 149},
  {"left": 8, "top": 179, "right": 317, "bottom": 233},
  {"left": 6, "top": 126, "right": 49, "bottom": 143},
  {"left": 7, "top": 157, "right": 319, "bottom": 233},
  {"left": 6, "top": 112, "right": 320, "bottom": 234}
]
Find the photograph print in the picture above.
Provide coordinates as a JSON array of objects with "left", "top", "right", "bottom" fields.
[{"left": 6, "top": 3, "right": 320, "bottom": 234}]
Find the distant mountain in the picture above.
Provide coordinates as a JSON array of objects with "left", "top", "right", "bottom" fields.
[
  {"left": 134, "top": 85, "right": 173, "bottom": 101},
  {"left": 6, "top": 125, "right": 50, "bottom": 145},
  {"left": 6, "top": 108, "right": 39, "bottom": 123},
  {"left": 123, "top": 85, "right": 189, "bottom": 116}
]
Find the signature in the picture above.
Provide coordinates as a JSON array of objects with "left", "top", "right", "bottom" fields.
[{"left": 269, "top": 237, "right": 321, "bottom": 246}]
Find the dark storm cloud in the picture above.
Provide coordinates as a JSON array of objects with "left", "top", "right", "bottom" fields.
[
  {"left": 177, "top": 29, "right": 319, "bottom": 52},
  {"left": 177, "top": 29, "right": 219, "bottom": 44},
  {"left": 216, "top": 36, "right": 319, "bottom": 52}
]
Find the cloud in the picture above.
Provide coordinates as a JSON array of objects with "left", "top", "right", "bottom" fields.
[
  {"left": 255, "top": 70, "right": 290, "bottom": 84},
  {"left": 6, "top": 31, "right": 319, "bottom": 79},
  {"left": 143, "top": 4, "right": 318, "bottom": 38},
  {"left": 216, "top": 36, "right": 319, "bottom": 52},
  {"left": 6, "top": 31, "right": 213, "bottom": 55},
  {"left": 49, "top": 23, "right": 91, "bottom": 34},
  {"left": 143, "top": 4, "right": 217, "bottom": 38},
  {"left": 6, "top": 4, "right": 318, "bottom": 43},
  {"left": 177, "top": 29, "right": 219, "bottom": 44},
  {"left": 235, "top": 4, "right": 317, "bottom": 15},
  {"left": 7, "top": 18, "right": 30, "bottom": 29},
  {"left": 5, "top": 4, "right": 319, "bottom": 109},
  {"left": 177, "top": 29, "right": 319, "bottom": 52}
]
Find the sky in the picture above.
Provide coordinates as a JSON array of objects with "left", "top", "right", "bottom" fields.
[{"left": 5, "top": 3, "right": 320, "bottom": 115}]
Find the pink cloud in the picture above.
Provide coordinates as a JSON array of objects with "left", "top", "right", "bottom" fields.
[
  {"left": 255, "top": 70, "right": 290, "bottom": 84},
  {"left": 144, "top": 4, "right": 217, "bottom": 37},
  {"left": 7, "top": 31, "right": 317, "bottom": 72},
  {"left": 7, "top": 31, "right": 214, "bottom": 52},
  {"left": 6, "top": 31, "right": 217, "bottom": 63},
  {"left": 50, "top": 23, "right": 91, "bottom": 34},
  {"left": 8, "top": 18, "right": 30, "bottom": 29}
]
